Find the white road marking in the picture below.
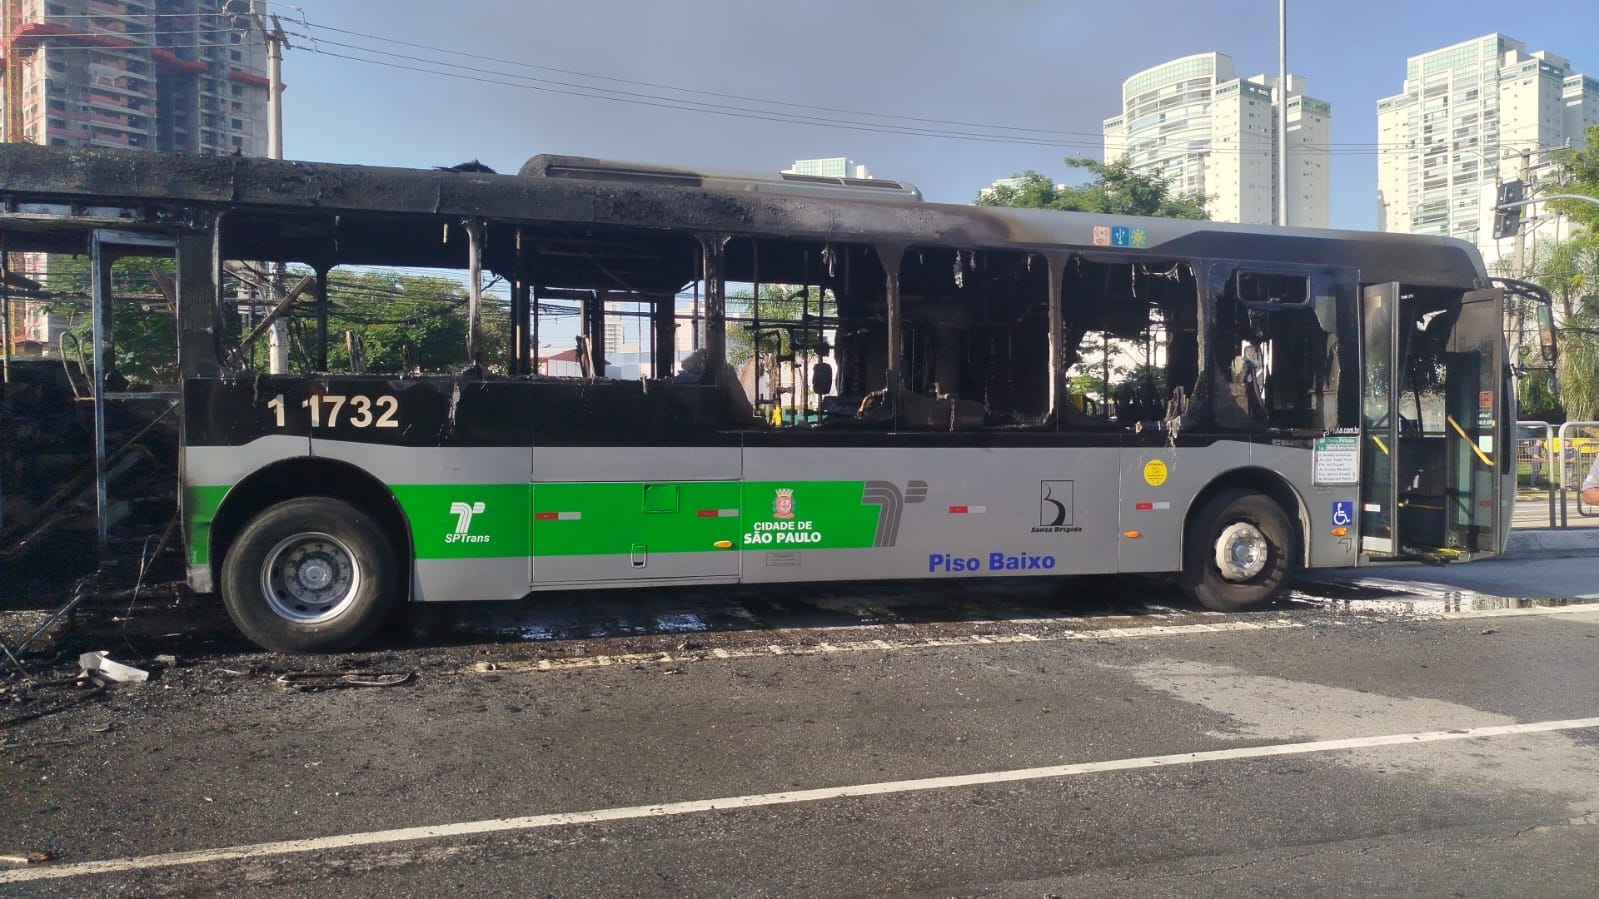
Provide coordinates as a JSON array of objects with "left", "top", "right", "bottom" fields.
[{"left": 6, "top": 715, "right": 1598, "bottom": 885}]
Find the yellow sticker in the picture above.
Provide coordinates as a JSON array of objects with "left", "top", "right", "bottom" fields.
[{"left": 1142, "top": 459, "right": 1169, "bottom": 487}]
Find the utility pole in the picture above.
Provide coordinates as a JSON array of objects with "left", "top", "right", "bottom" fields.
[
  {"left": 1512, "top": 148, "right": 1531, "bottom": 278},
  {"left": 1276, "top": 0, "right": 1288, "bottom": 227},
  {"left": 257, "top": 11, "right": 291, "bottom": 373}
]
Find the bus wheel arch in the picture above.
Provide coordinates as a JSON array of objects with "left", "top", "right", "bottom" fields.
[
  {"left": 209, "top": 458, "right": 412, "bottom": 652},
  {"left": 1179, "top": 469, "right": 1305, "bottom": 612}
]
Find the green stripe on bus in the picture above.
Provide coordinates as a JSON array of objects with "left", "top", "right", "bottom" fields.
[
  {"left": 184, "top": 485, "right": 230, "bottom": 566},
  {"left": 192, "top": 479, "right": 889, "bottom": 563},
  {"left": 530, "top": 480, "right": 881, "bottom": 556},
  {"left": 392, "top": 483, "right": 534, "bottom": 560}
]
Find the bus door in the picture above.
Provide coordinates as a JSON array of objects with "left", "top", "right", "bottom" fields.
[
  {"left": 1439, "top": 288, "right": 1503, "bottom": 555},
  {"left": 1360, "top": 284, "right": 1503, "bottom": 559},
  {"left": 89, "top": 229, "right": 180, "bottom": 551}
]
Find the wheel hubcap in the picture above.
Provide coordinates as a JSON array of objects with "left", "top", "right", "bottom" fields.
[
  {"left": 260, "top": 532, "right": 361, "bottom": 624},
  {"left": 1214, "top": 522, "right": 1269, "bottom": 582}
]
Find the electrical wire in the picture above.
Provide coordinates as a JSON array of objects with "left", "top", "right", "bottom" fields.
[
  {"left": 260, "top": 14, "right": 1574, "bottom": 159},
  {"left": 13, "top": 14, "right": 1574, "bottom": 159},
  {"left": 283, "top": 16, "right": 1094, "bottom": 139}
]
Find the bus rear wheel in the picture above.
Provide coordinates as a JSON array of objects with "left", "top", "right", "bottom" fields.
[
  {"left": 220, "top": 497, "right": 398, "bottom": 653},
  {"left": 1180, "top": 490, "right": 1295, "bottom": 612}
]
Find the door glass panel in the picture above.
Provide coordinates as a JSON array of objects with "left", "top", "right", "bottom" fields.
[
  {"left": 1393, "top": 293, "right": 1452, "bottom": 552},
  {"left": 1359, "top": 284, "right": 1398, "bottom": 554},
  {"left": 1443, "top": 289, "right": 1502, "bottom": 552}
]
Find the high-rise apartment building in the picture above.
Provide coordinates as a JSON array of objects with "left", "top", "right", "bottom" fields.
[
  {"left": 785, "top": 157, "right": 871, "bottom": 180},
  {"left": 1377, "top": 34, "right": 1598, "bottom": 268},
  {"left": 1102, "top": 52, "right": 1330, "bottom": 227},
  {"left": 1, "top": 0, "right": 270, "bottom": 154},
  {"left": 2, "top": 0, "right": 271, "bottom": 353}
]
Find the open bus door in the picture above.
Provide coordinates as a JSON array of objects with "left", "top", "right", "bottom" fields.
[
  {"left": 1360, "top": 284, "right": 1503, "bottom": 560},
  {"left": 1443, "top": 287, "right": 1506, "bottom": 556}
]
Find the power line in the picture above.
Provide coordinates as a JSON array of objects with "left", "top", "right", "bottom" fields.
[
  {"left": 276, "top": 22, "right": 1575, "bottom": 159},
  {"left": 288, "top": 43, "right": 1089, "bottom": 150},
  {"left": 285, "top": 15, "right": 1094, "bottom": 139}
]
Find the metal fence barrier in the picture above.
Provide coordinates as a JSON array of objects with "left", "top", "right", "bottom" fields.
[
  {"left": 1513, "top": 420, "right": 1599, "bottom": 529},
  {"left": 1515, "top": 420, "right": 1557, "bottom": 526},
  {"left": 1558, "top": 421, "right": 1599, "bottom": 527}
]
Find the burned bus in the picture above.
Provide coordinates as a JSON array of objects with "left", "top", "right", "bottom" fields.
[{"left": 0, "top": 146, "right": 1525, "bottom": 651}]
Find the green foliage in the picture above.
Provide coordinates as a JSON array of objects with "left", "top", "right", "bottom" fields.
[
  {"left": 321, "top": 269, "right": 476, "bottom": 373},
  {"left": 1557, "top": 295, "right": 1599, "bottom": 421},
  {"left": 1549, "top": 125, "right": 1599, "bottom": 231},
  {"left": 975, "top": 157, "right": 1209, "bottom": 220},
  {"left": 1516, "top": 370, "right": 1563, "bottom": 421},
  {"left": 37, "top": 256, "right": 506, "bottom": 379},
  {"left": 726, "top": 284, "right": 828, "bottom": 369},
  {"left": 40, "top": 253, "right": 179, "bottom": 386},
  {"left": 1527, "top": 128, "right": 1599, "bottom": 420}
]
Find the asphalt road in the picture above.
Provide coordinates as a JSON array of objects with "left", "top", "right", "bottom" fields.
[{"left": 4, "top": 555, "right": 1599, "bottom": 897}]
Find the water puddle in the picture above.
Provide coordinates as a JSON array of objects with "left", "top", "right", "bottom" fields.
[{"left": 1287, "top": 576, "right": 1599, "bottom": 616}]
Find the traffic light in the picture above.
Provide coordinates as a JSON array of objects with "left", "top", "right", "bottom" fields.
[{"left": 1493, "top": 180, "right": 1525, "bottom": 239}]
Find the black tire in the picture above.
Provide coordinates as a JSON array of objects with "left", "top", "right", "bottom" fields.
[
  {"left": 1179, "top": 489, "right": 1295, "bottom": 612},
  {"left": 220, "top": 496, "right": 398, "bottom": 653}
]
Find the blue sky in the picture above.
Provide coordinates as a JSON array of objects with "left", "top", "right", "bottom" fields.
[{"left": 274, "top": 0, "right": 1597, "bottom": 231}]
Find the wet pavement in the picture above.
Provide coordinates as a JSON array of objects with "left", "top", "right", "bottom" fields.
[
  {"left": 5, "top": 551, "right": 1598, "bottom": 675},
  {"left": 5, "top": 552, "right": 1599, "bottom": 896}
]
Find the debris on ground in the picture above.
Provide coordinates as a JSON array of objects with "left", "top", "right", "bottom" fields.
[
  {"left": 78, "top": 651, "right": 150, "bottom": 684},
  {"left": 0, "top": 677, "right": 107, "bottom": 728},
  {"left": 274, "top": 671, "right": 416, "bottom": 692},
  {"left": 0, "top": 850, "right": 54, "bottom": 866}
]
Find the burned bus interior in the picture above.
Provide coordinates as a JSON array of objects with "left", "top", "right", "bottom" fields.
[
  {"left": 211, "top": 212, "right": 1367, "bottom": 440},
  {"left": 0, "top": 202, "right": 1376, "bottom": 444},
  {"left": 0, "top": 144, "right": 1465, "bottom": 453}
]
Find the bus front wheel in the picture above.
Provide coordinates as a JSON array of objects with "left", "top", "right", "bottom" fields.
[
  {"left": 1180, "top": 490, "right": 1295, "bottom": 612},
  {"left": 220, "top": 496, "right": 398, "bottom": 653}
]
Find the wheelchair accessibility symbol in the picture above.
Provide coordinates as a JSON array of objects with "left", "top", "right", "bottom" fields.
[{"left": 1331, "top": 501, "right": 1354, "bottom": 527}]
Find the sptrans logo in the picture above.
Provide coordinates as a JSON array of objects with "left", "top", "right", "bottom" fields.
[{"left": 447, "top": 501, "right": 489, "bottom": 544}]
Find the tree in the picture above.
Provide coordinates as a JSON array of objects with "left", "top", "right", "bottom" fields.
[
  {"left": 1529, "top": 127, "right": 1599, "bottom": 420},
  {"left": 1549, "top": 126, "right": 1599, "bottom": 232},
  {"left": 320, "top": 269, "right": 481, "bottom": 373},
  {"left": 976, "top": 157, "right": 1206, "bottom": 408},
  {"left": 726, "top": 283, "right": 831, "bottom": 408},
  {"left": 974, "top": 156, "right": 1209, "bottom": 220},
  {"left": 43, "top": 260, "right": 510, "bottom": 379},
  {"left": 38, "top": 253, "right": 180, "bottom": 387}
]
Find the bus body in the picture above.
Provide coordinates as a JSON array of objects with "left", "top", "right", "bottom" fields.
[{"left": 0, "top": 145, "right": 1517, "bottom": 652}]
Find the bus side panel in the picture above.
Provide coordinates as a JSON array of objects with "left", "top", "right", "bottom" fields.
[
  {"left": 736, "top": 446, "right": 1122, "bottom": 584},
  {"left": 309, "top": 441, "right": 532, "bottom": 603},
  {"left": 1116, "top": 441, "right": 1260, "bottom": 573},
  {"left": 1249, "top": 442, "right": 1358, "bottom": 570},
  {"left": 530, "top": 445, "right": 744, "bottom": 585},
  {"left": 182, "top": 434, "right": 310, "bottom": 592}
]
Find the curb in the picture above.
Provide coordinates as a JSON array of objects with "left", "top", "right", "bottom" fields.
[{"left": 1502, "top": 528, "right": 1599, "bottom": 559}]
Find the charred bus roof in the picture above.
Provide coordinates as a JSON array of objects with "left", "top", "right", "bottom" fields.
[
  {"left": 519, "top": 154, "right": 923, "bottom": 201},
  {"left": 0, "top": 144, "right": 1486, "bottom": 289}
]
